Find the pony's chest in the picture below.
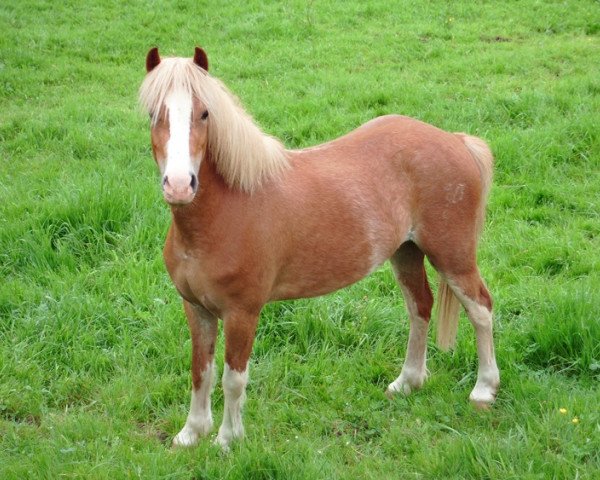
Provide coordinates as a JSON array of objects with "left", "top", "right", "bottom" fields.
[
  {"left": 163, "top": 236, "right": 218, "bottom": 308},
  {"left": 164, "top": 228, "right": 255, "bottom": 315},
  {"left": 164, "top": 244, "right": 196, "bottom": 294}
]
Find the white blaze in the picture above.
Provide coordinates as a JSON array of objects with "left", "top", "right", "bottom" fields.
[{"left": 164, "top": 90, "right": 193, "bottom": 178}]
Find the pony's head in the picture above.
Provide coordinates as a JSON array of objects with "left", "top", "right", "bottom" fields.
[
  {"left": 140, "top": 47, "right": 289, "bottom": 204},
  {"left": 140, "top": 47, "right": 210, "bottom": 205}
]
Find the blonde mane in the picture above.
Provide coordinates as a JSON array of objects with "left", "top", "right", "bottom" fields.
[{"left": 139, "top": 57, "right": 289, "bottom": 192}]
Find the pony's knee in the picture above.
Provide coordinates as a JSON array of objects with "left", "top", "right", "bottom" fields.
[{"left": 222, "top": 363, "right": 248, "bottom": 398}]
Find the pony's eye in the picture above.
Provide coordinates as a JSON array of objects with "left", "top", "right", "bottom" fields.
[{"left": 201, "top": 110, "right": 209, "bottom": 120}]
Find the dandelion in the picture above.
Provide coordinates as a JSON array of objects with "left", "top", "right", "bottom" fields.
[
  {"left": 559, "top": 408, "right": 567, "bottom": 414},
  {"left": 572, "top": 417, "right": 579, "bottom": 424}
]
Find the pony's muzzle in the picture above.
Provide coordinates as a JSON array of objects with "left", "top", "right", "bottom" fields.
[{"left": 162, "top": 173, "right": 198, "bottom": 205}]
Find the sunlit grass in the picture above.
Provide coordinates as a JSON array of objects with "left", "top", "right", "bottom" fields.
[{"left": 1, "top": 0, "right": 599, "bottom": 478}]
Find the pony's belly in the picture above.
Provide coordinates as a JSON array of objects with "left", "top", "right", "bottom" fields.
[
  {"left": 270, "top": 246, "right": 392, "bottom": 301},
  {"left": 270, "top": 221, "right": 404, "bottom": 301},
  {"left": 271, "top": 270, "right": 372, "bottom": 301}
]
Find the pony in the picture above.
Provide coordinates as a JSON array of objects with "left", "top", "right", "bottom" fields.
[{"left": 138, "top": 47, "right": 500, "bottom": 450}]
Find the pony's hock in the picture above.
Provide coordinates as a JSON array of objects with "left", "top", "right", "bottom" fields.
[{"left": 139, "top": 47, "right": 500, "bottom": 451}]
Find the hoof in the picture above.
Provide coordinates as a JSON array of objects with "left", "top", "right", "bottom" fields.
[
  {"left": 385, "top": 382, "right": 411, "bottom": 398},
  {"left": 172, "top": 419, "right": 213, "bottom": 448},
  {"left": 386, "top": 370, "right": 426, "bottom": 398},
  {"left": 469, "top": 382, "right": 498, "bottom": 409},
  {"left": 214, "top": 434, "right": 232, "bottom": 453},
  {"left": 214, "top": 424, "right": 243, "bottom": 452},
  {"left": 173, "top": 427, "right": 199, "bottom": 447}
]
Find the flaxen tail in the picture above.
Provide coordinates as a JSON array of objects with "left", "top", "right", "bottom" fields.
[{"left": 436, "top": 134, "right": 494, "bottom": 351}]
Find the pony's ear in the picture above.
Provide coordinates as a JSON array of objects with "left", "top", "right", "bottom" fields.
[
  {"left": 193, "top": 47, "right": 209, "bottom": 71},
  {"left": 146, "top": 47, "right": 161, "bottom": 72}
]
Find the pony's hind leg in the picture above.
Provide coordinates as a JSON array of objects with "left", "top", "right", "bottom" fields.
[
  {"left": 445, "top": 270, "right": 500, "bottom": 406},
  {"left": 173, "top": 301, "right": 218, "bottom": 447},
  {"left": 386, "top": 242, "right": 433, "bottom": 397}
]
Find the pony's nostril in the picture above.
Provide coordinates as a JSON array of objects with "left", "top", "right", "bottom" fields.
[
  {"left": 190, "top": 174, "right": 198, "bottom": 191},
  {"left": 162, "top": 175, "right": 169, "bottom": 187}
]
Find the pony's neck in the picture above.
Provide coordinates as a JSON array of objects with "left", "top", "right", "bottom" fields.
[
  {"left": 209, "top": 114, "right": 289, "bottom": 192},
  {"left": 204, "top": 76, "right": 289, "bottom": 192}
]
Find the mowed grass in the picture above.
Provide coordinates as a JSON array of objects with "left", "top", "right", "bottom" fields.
[{"left": 1, "top": 0, "right": 599, "bottom": 478}]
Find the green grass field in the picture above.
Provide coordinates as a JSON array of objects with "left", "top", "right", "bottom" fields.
[{"left": 1, "top": 0, "right": 599, "bottom": 478}]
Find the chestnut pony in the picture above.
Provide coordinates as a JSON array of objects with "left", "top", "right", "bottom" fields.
[{"left": 139, "top": 47, "right": 499, "bottom": 450}]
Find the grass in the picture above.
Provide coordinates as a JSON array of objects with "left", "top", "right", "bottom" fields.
[{"left": 1, "top": 0, "right": 599, "bottom": 478}]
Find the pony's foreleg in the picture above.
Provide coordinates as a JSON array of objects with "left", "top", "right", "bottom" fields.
[
  {"left": 386, "top": 244, "right": 433, "bottom": 397},
  {"left": 173, "top": 301, "right": 218, "bottom": 447},
  {"left": 215, "top": 310, "right": 259, "bottom": 451}
]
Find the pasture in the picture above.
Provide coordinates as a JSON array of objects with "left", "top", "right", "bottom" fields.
[{"left": 1, "top": 0, "right": 599, "bottom": 478}]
